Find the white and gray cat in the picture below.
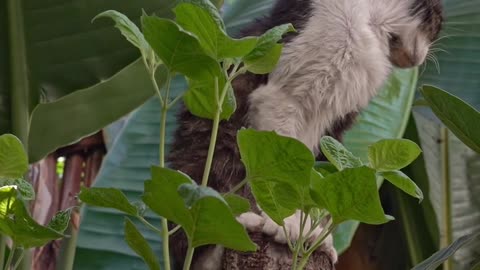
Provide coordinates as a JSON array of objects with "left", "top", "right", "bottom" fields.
[{"left": 169, "top": 0, "right": 443, "bottom": 268}]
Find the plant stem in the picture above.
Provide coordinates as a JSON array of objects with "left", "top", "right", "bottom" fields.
[
  {"left": 0, "top": 236, "right": 6, "bottom": 269},
  {"left": 4, "top": 244, "right": 15, "bottom": 270},
  {"left": 183, "top": 244, "right": 195, "bottom": 270},
  {"left": 291, "top": 212, "right": 308, "bottom": 270},
  {"left": 138, "top": 216, "right": 163, "bottom": 235},
  {"left": 297, "top": 222, "right": 335, "bottom": 270},
  {"left": 201, "top": 77, "right": 223, "bottom": 187},
  {"left": 12, "top": 250, "right": 24, "bottom": 270},
  {"left": 441, "top": 128, "right": 452, "bottom": 270},
  {"left": 57, "top": 223, "right": 79, "bottom": 270},
  {"left": 149, "top": 67, "right": 172, "bottom": 270},
  {"left": 169, "top": 225, "right": 181, "bottom": 236}
]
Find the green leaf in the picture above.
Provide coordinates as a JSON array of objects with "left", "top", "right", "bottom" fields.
[
  {"left": 14, "top": 178, "right": 34, "bottom": 200},
  {"left": 368, "top": 139, "right": 422, "bottom": 172},
  {"left": 310, "top": 167, "right": 393, "bottom": 225},
  {"left": 142, "top": 167, "right": 193, "bottom": 230},
  {"left": 224, "top": 194, "right": 250, "bottom": 216},
  {"left": 174, "top": 3, "right": 257, "bottom": 59},
  {"left": 244, "top": 44, "right": 283, "bottom": 74},
  {"left": 142, "top": 15, "right": 221, "bottom": 81},
  {"left": 124, "top": 218, "right": 161, "bottom": 270},
  {"left": 48, "top": 208, "right": 73, "bottom": 234},
  {"left": 93, "top": 10, "right": 150, "bottom": 57},
  {"left": 320, "top": 136, "right": 363, "bottom": 171},
  {"left": 244, "top": 24, "right": 294, "bottom": 60},
  {"left": 237, "top": 129, "right": 314, "bottom": 216},
  {"left": 412, "top": 233, "right": 480, "bottom": 270},
  {"left": 0, "top": 134, "right": 27, "bottom": 178},
  {"left": 183, "top": 77, "right": 236, "bottom": 120},
  {"left": 144, "top": 167, "right": 255, "bottom": 251},
  {"left": 0, "top": 186, "right": 64, "bottom": 248},
  {"left": 244, "top": 24, "right": 295, "bottom": 74},
  {"left": 178, "top": 183, "right": 256, "bottom": 250},
  {"left": 178, "top": 183, "right": 227, "bottom": 208},
  {"left": 314, "top": 162, "right": 338, "bottom": 177},
  {"left": 421, "top": 85, "right": 480, "bottom": 153},
  {"left": 250, "top": 181, "right": 299, "bottom": 225},
  {"left": 28, "top": 60, "right": 161, "bottom": 163},
  {"left": 78, "top": 187, "right": 138, "bottom": 216},
  {"left": 238, "top": 129, "right": 314, "bottom": 187},
  {"left": 381, "top": 171, "right": 423, "bottom": 202}
]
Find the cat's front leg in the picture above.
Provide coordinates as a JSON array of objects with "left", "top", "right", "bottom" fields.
[{"left": 262, "top": 210, "right": 338, "bottom": 263}]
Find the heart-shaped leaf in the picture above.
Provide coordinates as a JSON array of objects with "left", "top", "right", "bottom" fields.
[
  {"left": 320, "top": 136, "right": 363, "bottom": 171},
  {"left": 310, "top": 167, "right": 393, "bottom": 225},
  {"left": 78, "top": 187, "right": 137, "bottom": 216},
  {"left": 368, "top": 139, "right": 421, "bottom": 172},
  {"left": 380, "top": 171, "right": 423, "bottom": 202},
  {"left": 0, "top": 134, "right": 27, "bottom": 179}
]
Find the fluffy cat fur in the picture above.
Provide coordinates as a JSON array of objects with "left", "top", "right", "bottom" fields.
[{"left": 168, "top": 0, "right": 443, "bottom": 268}]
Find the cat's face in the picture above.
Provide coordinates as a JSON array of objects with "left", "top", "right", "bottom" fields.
[{"left": 388, "top": 0, "right": 443, "bottom": 68}]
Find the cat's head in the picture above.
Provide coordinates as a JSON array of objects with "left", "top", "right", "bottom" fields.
[{"left": 387, "top": 0, "right": 443, "bottom": 68}]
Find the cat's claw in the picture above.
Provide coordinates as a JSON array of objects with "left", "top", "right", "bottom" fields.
[{"left": 261, "top": 210, "right": 338, "bottom": 263}]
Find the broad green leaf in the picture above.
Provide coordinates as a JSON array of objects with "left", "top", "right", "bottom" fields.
[
  {"left": 143, "top": 166, "right": 193, "bottom": 231},
  {"left": 181, "top": 0, "right": 226, "bottom": 30},
  {"left": 28, "top": 60, "right": 161, "bottom": 163},
  {"left": 412, "top": 234, "right": 480, "bottom": 270},
  {"left": 183, "top": 77, "right": 236, "bottom": 120},
  {"left": 177, "top": 183, "right": 256, "bottom": 250},
  {"left": 368, "top": 139, "right": 422, "bottom": 172},
  {"left": 93, "top": 10, "right": 150, "bottom": 57},
  {"left": 78, "top": 187, "right": 138, "bottom": 216},
  {"left": 380, "top": 171, "right": 423, "bottom": 202},
  {"left": 142, "top": 15, "right": 221, "bottom": 81},
  {"left": 48, "top": 208, "right": 73, "bottom": 234},
  {"left": 421, "top": 85, "right": 480, "bottom": 154},
  {"left": 0, "top": 178, "right": 35, "bottom": 201},
  {"left": 0, "top": 186, "right": 64, "bottom": 248},
  {"left": 310, "top": 167, "right": 393, "bottom": 225},
  {"left": 238, "top": 129, "right": 314, "bottom": 187},
  {"left": 244, "top": 24, "right": 294, "bottom": 60},
  {"left": 124, "top": 218, "right": 161, "bottom": 270},
  {"left": 320, "top": 136, "right": 363, "bottom": 171},
  {"left": 244, "top": 44, "right": 283, "bottom": 74},
  {"left": 174, "top": 3, "right": 257, "bottom": 59},
  {"left": 178, "top": 183, "right": 227, "bottom": 208},
  {"left": 250, "top": 181, "right": 299, "bottom": 225},
  {"left": 244, "top": 24, "right": 295, "bottom": 74},
  {"left": 314, "top": 162, "right": 338, "bottom": 177},
  {"left": 0, "top": 134, "right": 27, "bottom": 178},
  {"left": 224, "top": 194, "right": 250, "bottom": 216}
]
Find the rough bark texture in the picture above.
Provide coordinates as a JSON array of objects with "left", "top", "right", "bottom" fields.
[{"left": 222, "top": 231, "right": 335, "bottom": 270}]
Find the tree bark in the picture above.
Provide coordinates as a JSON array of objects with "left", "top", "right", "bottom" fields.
[{"left": 222, "top": 231, "right": 335, "bottom": 270}]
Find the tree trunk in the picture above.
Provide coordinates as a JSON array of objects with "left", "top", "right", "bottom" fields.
[{"left": 222, "top": 231, "right": 335, "bottom": 270}]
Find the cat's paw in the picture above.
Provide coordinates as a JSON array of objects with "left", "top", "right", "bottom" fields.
[
  {"left": 261, "top": 210, "right": 321, "bottom": 244},
  {"left": 261, "top": 211, "right": 338, "bottom": 263},
  {"left": 319, "top": 233, "right": 338, "bottom": 264},
  {"left": 236, "top": 212, "right": 265, "bottom": 232}
]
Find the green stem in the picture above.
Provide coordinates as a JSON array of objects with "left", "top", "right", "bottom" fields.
[
  {"left": 149, "top": 67, "right": 172, "bottom": 270},
  {"left": 291, "top": 212, "right": 308, "bottom": 270},
  {"left": 0, "top": 236, "right": 6, "bottom": 269},
  {"left": 169, "top": 225, "right": 181, "bottom": 236},
  {"left": 183, "top": 244, "right": 195, "bottom": 270},
  {"left": 57, "top": 223, "right": 79, "bottom": 270},
  {"left": 201, "top": 77, "right": 222, "bottom": 187},
  {"left": 4, "top": 244, "right": 15, "bottom": 270},
  {"left": 11, "top": 250, "right": 24, "bottom": 270},
  {"left": 138, "top": 216, "right": 163, "bottom": 235},
  {"left": 297, "top": 221, "right": 335, "bottom": 270},
  {"left": 441, "top": 128, "right": 452, "bottom": 270},
  {"left": 226, "top": 179, "right": 248, "bottom": 195}
]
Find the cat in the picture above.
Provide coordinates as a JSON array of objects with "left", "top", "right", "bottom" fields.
[{"left": 168, "top": 0, "right": 443, "bottom": 269}]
